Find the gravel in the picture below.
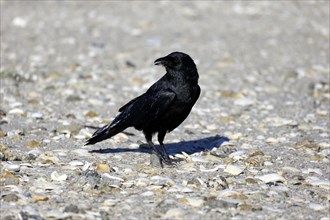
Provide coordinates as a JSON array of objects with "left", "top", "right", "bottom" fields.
[{"left": 1, "top": 1, "right": 329, "bottom": 220}]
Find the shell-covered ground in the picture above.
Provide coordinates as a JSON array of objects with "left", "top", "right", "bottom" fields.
[{"left": 0, "top": 1, "right": 329, "bottom": 220}]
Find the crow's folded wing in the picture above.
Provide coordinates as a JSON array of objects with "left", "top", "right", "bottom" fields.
[{"left": 115, "top": 89, "right": 176, "bottom": 126}]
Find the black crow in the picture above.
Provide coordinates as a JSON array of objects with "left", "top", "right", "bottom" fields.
[{"left": 85, "top": 52, "right": 200, "bottom": 166}]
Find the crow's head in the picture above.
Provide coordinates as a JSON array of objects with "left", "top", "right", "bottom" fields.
[{"left": 154, "top": 52, "right": 196, "bottom": 72}]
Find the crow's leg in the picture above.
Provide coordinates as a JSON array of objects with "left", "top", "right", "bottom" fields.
[
  {"left": 145, "top": 133, "right": 166, "bottom": 167},
  {"left": 157, "top": 131, "right": 171, "bottom": 161},
  {"left": 157, "top": 131, "right": 176, "bottom": 166}
]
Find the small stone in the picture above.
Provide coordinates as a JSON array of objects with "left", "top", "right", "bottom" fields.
[
  {"left": 162, "top": 208, "right": 185, "bottom": 219},
  {"left": 234, "top": 98, "right": 255, "bottom": 106},
  {"left": 206, "top": 198, "right": 239, "bottom": 209},
  {"left": 96, "top": 162, "right": 111, "bottom": 173},
  {"left": 102, "top": 173, "right": 124, "bottom": 182},
  {"left": 12, "top": 17, "right": 28, "bottom": 27},
  {"left": 199, "top": 164, "right": 225, "bottom": 172},
  {"left": 229, "top": 133, "right": 242, "bottom": 141},
  {"left": 282, "top": 166, "right": 300, "bottom": 173},
  {"left": 32, "top": 195, "right": 49, "bottom": 202},
  {"left": 0, "top": 130, "right": 6, "bottom": 138},
  {"left": 141, "top": 191, "right": 154, "bottom": 196},
  {"left": 37, "top": 152, "right": 59, "bottom": 165},
  {"left": 168, "top": 185, "right": 193, "bottom": 193},
  {"left": 3, "top": 163, "right": 20, "bottom": 172},
  {"left": 69, "top": 160, "right": 84, "bottom": 166},
  {"left": 26, "top": 140, "right": 42, "bottom": 148},
  {"left": 265, "top": 137, "right": 278, "bottom": 144},
  {"left": 31, "top": 112, "right": 43, "bottom": 119},
  {"left": 64, "top": 204, "right": 82, "bottom": 213},
  {"left": 239, "top": 203, "right": 263, "bottom": 211},
  {"left": 51, "top": 171, "right": 68, "bottom": 181},
  {"left": 8, "top": 108, "right": 25, "bottom": 115},
  {"left": 85, "top": 111, "right": 98, "bottom": 118},
  {"left": 191, "top": 156, "right": 208, "bottom": 163},
  {"left": 224, "top": 164, "right": 245, "bottom": 175},
  {"left": 306, "top": 177, "right": 330, "bottom": 190},
  {"left": 2, "top": 193, "right": 19, "bottom": 202},
  {"left": 72, "top": 149, "right": 90, "bottom": 156},
  {"left": 0, "top": 171, "right": 20, "bottom": 185},
  {"left": 228, "top": 150, "right": 247, "bottom": 160},
  {"left": 185, "top": 197, "right": 204, "bottom": 207},
  {"left": 150, "top": 176, "right": 175, "bottom": 186},
  {"left": 218, "top": 189, "right": 248, "bottom": 200},
  {"left": 21, "top": 206, "right": 39, "bottom": 217},
  {"left": 309, "top": 203, "right": 326, "bottom": 211},
  {"left": 257, "top": 173, "right": 286, "bottom": 183}
]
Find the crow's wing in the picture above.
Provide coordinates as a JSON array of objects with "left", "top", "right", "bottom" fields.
[
  {"left": 118, "top": 89, "right": 176, "bottom": 126},
  {"left": 118, "top": 94, "right": 142, "bottom": 112}
]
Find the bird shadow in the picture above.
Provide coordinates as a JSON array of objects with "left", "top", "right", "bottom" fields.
[{"left": 89, "top": 135, "right": 229, "bottom": 156}]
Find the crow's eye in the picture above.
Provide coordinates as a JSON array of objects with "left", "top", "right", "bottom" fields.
[{"left": 168, "top": 57, "right": 180, "bottom": 67}]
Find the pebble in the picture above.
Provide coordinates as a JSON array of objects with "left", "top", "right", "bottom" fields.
[
  {"left": 2, "top": 193, "right": 20, "bottom": 202},
  {"left": 96, "top": 162, "right": 111, "bottom": 173},
  {"left": 26, "top": 140, "right": 42, "bottom": 148},
  {"left": 37, "top": 152, "right": 60, "bottom": 165},
  {"left": 72, "top": 149, "right": 90, "bottom": 156},
  {"left": 309, "top": 203, "right": 326, "bottom": 211},
  {"left": 3, "top": 163, "right": 20, "bottom": 172},
  {"left": 162, "top": 208, "right": 185, "bottom": 219},
  {"left": 257, "top": 173, "right": 286, "bottom": 183},
  {"left": 224, "top": 164, "right": 245, "bottom": 175},
  {"left": 234, "top": 98, "right": 255, "bottom": 106},
  {"left": 69, "top": 160, "right": 85, "bottom": 166},
  {"left": 141, "top": 191, "right": 154, "bottom": 197},
  {"left": 265, "top": 137, "right": 279, "bottom": 144},
  {"left": 51, "top": 171, "right": 68, "bottom": 181},
  {"left": 199, "top": 164, "right": 225, "bottom": 172},
  {"left": 185, "top": 197, "right": 204, "bottom": 207},
  {"left": 306, "top": 177, "right": 330, "bottom": 190},
  {"left": 102, "top": 173, "right": 124, "bottom": 182},
  {"left": 228, "top": 150, "right": 247, "bottom": 160},
  {"left": 191, "top": 156, "right": 209, "bottom": 163},
  {"left": 168, "top": 185, "right": 193, "bottom": 193},
  {"left": 32, "top": 195, "right": 49, "bottom": 202},
  {"left": 8, "top": 108, "right": 25, "bottom": 115},
  {"left": 150, "top": 176, "right": 175, "bottom": 186},
  {"left": 21, "top": 206, "right": 39, "bottom": 217},
  {"left": 31, "top": 112, "right": 43, "bottom": 119},
  {"left": 12, "top": 17, "right": 28, "bottom": 27},
  {"left": 264, "top": 116, "right": 297, "bottom": 127}
]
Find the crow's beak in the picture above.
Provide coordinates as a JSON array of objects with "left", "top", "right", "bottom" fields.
[{"left": 154, "top": 57, "right": 165, "bottom": 66}]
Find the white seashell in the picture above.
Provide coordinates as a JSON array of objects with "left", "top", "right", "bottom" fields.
[
  {"left": 218, "top": 189, "right": 240, "bottom": 198},
  {"left": 31, "top": 112, "right": 43, "bottom": 119},
  {"left": 50, "top": 171, "right": 67, "bottom": 181},
  {"left": 257, "top": 173, "right": 286, "bottom": 183},
  {"left": 200, "top": 164, "right": 225, "bottom": 172},
  {"left": 8, "top": 108, "right": 25, "bottom": 115},
  {"left": 224, "top": 164, "right": 245, "bottom": 175},
  {"left": 69, "top": 160, "right": 84, "bottom": 166},
  {"left": 308, "top": 203, "right": 326, "bottom": 211},
  {"left": 191, "top": 156, "right": 208, "bottom": 163},
  {"left": 228, "top": 150, "right": 247, "bottom": 160},
  {"left": 102, "top": 173, "right": 124, "bottom": 182},
  {"left": 150, "top": 176, "right": 175, "bottom": 186},
  {"left": 72, "top": 149, "right": 90, "bottom": 156},
  {"left": 4, "top": 163, "right": 20, "bottom": 172},
  {"left": 186, "top": 197, "right": 204, "bottom": 207},
  {"left": 141, "top": 191, "right": 154, "bottom": 196}
]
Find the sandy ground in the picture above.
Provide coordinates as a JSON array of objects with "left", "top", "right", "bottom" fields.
[{"left": 0, "top": 1, "right": 329, "bottom": 220}]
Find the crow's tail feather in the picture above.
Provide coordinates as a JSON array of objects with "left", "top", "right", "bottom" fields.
[{"left": 85, "top": 123, "right": 126, "bottom": 145}]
